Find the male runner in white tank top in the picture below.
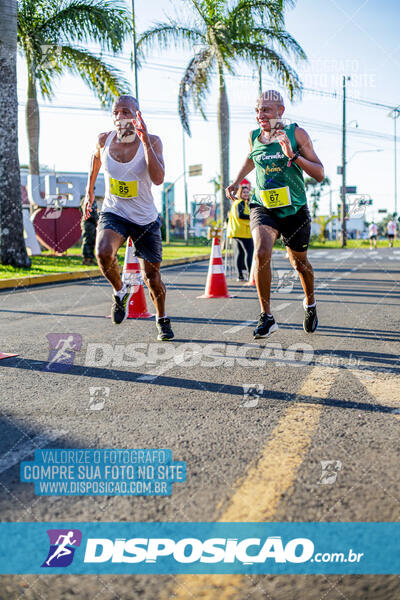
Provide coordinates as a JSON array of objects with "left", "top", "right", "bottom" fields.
[
  {"left": 387, "top": 219, "right": 397, "bottom": 247},
  {"left": 83, "top": 95, "right": 174, "bottom": 340}
]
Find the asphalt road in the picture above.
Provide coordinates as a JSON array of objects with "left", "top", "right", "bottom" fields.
[{"left": 1, "top": 247, "right": 400, "bottom": 599}]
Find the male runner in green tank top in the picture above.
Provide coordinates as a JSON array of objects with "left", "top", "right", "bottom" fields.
[{"left": 226, "top": 90, "right": 324, "bottom": 338}]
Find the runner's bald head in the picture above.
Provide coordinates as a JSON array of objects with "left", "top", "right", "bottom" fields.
[
  {"left": 113, "top": 95, "right": 139, "bottom": 112},
  {"left": 256, "top": 90, "right": 285, "bottom": 109}
]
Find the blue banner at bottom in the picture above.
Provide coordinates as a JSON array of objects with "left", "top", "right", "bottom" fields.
[{"left": 0, "top": 522, "right": 398, "bottom": 574}]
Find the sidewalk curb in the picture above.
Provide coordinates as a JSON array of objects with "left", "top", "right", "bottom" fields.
[{"left": 0, "top": 254, "right": 210, "bottom": 291}]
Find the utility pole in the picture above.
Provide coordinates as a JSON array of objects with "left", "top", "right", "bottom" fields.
[
  {"left": 341, "top": 76, "right": 350, "bottom": 248},
  {"left": 388, "top": 106, "right": 400, "bottom": 216},
  {"left": 329, "top": 188, "right": 333, "bottom": 240},
  {"left": 131, "top": 0, "right": 139, "bottom": 100},
  {"left": 396, "top": 111, "right": 398, "bottom": 216},
  {"left": 182, "top": 128, "right": 189, "bottom": 244}
]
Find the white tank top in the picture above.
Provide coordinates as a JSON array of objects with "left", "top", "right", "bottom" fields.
[
  {"left": 101, "top": 131, "right": 158, "bottom": 225},
  {"left": 388, "top": 221, "right": 396, "bottom": 234},
  {"left": 369, "top": 223, "right": 378, "bottom": 236}
]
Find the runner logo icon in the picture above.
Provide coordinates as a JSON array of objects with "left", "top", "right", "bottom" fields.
[{"left": 42, "top": 529, "right": 82, "bottom": 567}]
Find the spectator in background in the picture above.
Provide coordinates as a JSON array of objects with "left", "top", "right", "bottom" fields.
[
  {"left": 369, "top": 221, "right": 378, "bottom": 250},
  {"left": 81, "top": 189, "right": 98, "bottom": 265},
  {"left": 227, "top": 179, "right": 254, "bottom": 281},
  {"left": 387, "top": 218, "right": 397, "bottom": 248}
]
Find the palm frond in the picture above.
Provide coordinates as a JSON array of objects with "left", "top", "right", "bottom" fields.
[
  {"left": 250, "top": 27, "right": 307, "bottom": 61},
  {"left": 37, "top": 0, "right": 131, "bottom": 53},
  {"left": 138, "top": 21, "right": 206, "bottom": 52},
  {"left": 35, "top": 55, "right": 63, "bottom": 99},
  {"left": 228, "top": 0, "right": 290, "bottom": 28},
  {"left": 178, "top": 48, "right": 215, "bottom": 136},
  {"left": 56, "top": 45, "right": 130, "bottom": 106},
  {"left": 183, "top": 0, "right": 208, "bottom": 21},
  {"left": 203, "top": 0, "right": 225, "bottom": 19},
  {"left": 232, "top": 41, "right": 302, "bottom": 99}
]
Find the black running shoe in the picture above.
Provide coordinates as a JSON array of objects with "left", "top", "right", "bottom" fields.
[
  {"left": 303, "top": 299, "right": 318, "bottom": 333},
  {"left": 111, "top": 286, "right": 132, "bottom": 324},
  {"left": 253, "top": 313, "right": 278, "bottom": 339},
  {"left": 156, "top": 317, "right": 174, "bottom": 341}
]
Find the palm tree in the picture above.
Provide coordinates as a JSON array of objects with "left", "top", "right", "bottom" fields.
[
  {"left": 314, "top": 214, "right": 337, "bottom": 243},
  {"left": 0, "top": 0, "right": 31, "bottom": 267},
  {"left": 17, "top": 0, "right": 132, "bottom": 175},
  {"left": 305, "top": 176, "right": 331, "bottom": 218},
  {"left": 138, "top": 0, "right": 306, "bottom": 220}
]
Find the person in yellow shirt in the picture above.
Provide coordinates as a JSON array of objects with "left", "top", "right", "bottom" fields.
[{"left": 228, "top": 179, "right": 254, "bottom": 281}]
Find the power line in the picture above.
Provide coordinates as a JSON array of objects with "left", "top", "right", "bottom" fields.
[
  {"left": 99, "top": 52, "right": 400, "bottom": 111},
  {"left": 17, "top": 101, "right": 395, "bottom": 144}
]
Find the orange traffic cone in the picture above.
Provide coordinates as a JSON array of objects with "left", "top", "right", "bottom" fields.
[
  {"left": 198, "top": 237, "right": 232, "bottom": 299},
  {"left": 0, "top": 352, "right": 18, "bottom": 360},
  {"left": 245, "top": 256, "right": 256, "bottom": 286},
  {"left": 123, "top": 238, "right": 153, "bottom": 319}
]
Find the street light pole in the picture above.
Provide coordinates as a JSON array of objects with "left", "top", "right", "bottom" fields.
[
  {"left": 341, "top": 75, "right": 349, "bottom": 248},
  {"left": 131, "top": 0, "right": 139, "bottom": 100},
  {"left": 388, "top": 106, "right": 400, "bottom": 216},
  {"left": 182, "top": 127, "right": 189, "bottom": 244},
  {"left": 394, "top": 108, "right": 399, "bottom": 216}
]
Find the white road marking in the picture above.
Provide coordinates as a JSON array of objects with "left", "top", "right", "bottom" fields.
[
  {"left": 310, "top": 251, "right": 328, "bottom": 258},
  {"left": 137, "top": 351, "right": 202, "bottom": 381},
  {"left": 0, "top": 429, "right": 68, "bottom": 475},
  {"left": 223, "top": 321, "right": 256, "bottom": 334},
  {"left": 333, "top": 252, "right": 354, "bottom": 262},
  {"left": 274, "top": 302, "right": 291, "bottom": 312}
]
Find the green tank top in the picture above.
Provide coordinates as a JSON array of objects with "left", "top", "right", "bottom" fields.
[{"left": 248, "top": 123, "right": 307, "bottom": 218}]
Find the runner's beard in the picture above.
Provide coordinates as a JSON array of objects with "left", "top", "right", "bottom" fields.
[
  {"left": 116, "top": 119, "right": 137, "bottom": 143},
  {"left": 262, "top": 118, "right": 284, "bottom": 144}
]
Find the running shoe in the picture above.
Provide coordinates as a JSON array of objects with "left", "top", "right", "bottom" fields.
[
  {"left": 111, "top": 286, "right": 132, "bottom": 324},
  {"left": 253, "top": 313, "right": 278, "bottom": 339},
  {"left": 156, "top": 317, "right": 174, "bottom": 341},
  {"left": 303, "top": 298, "right": 318, "bottom": 333}
]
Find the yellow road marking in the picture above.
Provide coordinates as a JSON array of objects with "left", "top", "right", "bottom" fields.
[
  {"left": 353, "top": 370, "right": 400, "bottom": 419},
  {"left": 168, "top": 366, "right": 339, "bottom": 600}
]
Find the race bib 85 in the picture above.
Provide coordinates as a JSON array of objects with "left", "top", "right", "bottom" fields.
[
  {"left": 260, "top": 186, "right": 291, "bottom": 209},
  {"left": 110, "top": 177, "right": 138, "bottom": 198}
]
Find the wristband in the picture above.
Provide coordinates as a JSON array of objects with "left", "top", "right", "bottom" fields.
[{"left": 288, "top": 150, "right": 300, "bottom": 167}]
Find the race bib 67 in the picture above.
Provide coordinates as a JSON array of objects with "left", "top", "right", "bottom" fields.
[{"left": 260, "top": 186, "right": 291, "bottom": 209}]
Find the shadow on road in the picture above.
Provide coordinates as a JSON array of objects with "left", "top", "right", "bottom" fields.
[{"left": 1, "top": 357, "right": 399, "bottom": 412}]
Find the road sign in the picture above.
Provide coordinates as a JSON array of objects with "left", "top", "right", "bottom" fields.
[
  {"left": 337, "top": 166, "right": 343, "bottom": 175},
  {"left": 189, "top": 164, "right": 202, "bottom": 177},
  {"left": 340, "top": 186, "right": 357, "bottom": 194},
  {"left": 378, "top": 209, "right": 387, "bottom": 213},
  {"left": 358, "top": 198, "right": 373, "bottom": 206}
]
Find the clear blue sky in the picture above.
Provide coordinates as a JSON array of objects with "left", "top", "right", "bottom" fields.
[{"left": 17, "top": 0, "right": 400, "bottom": 219}]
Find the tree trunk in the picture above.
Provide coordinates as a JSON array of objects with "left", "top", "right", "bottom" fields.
[
  {"left": 0, "top": 0, "right": 31, "bottom": 267},
  {"left": 26, "top": 68, "right": 40, "bottom": 175},
  {"left": 217, "top": 63, "right": 230, "bottom": 223}
]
